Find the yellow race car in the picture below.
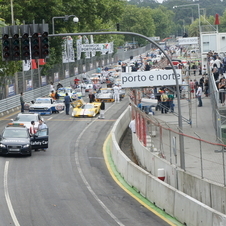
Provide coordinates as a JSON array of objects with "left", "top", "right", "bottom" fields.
[{"left": 71, "top": 99, "right": 101, "bottom": 117}]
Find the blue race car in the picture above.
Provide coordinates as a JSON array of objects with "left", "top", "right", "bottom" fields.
[{"left": 29, "top": 97, "right": 64, "bottom": 115}]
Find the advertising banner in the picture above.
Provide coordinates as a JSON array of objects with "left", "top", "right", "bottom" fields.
[
  {"left": 121, "top": 69, "right": 182, "bottom": 88},
  {"left": 26, "top": 79, "right": 32, "bottom": 91},
  {"left": 83, "top": 36, "right": 90, "bottom": 59},
  {"left": 54, "top": 72, "right": 59, "bottom": 82},
  {"left": 41, "top": 76, "right": 47, "bottom": 86},
  {"left": 62, "top": 37, "right": 75, "bottom": 63},
  {"left": 76, "top": 36, "right": 82, "bottom": 61},
  {"left": 178, "top": 37, "right": 198, "bottom": 45},
  {"left": 8, "top": 84, "right": 15, "bottom": 97}
]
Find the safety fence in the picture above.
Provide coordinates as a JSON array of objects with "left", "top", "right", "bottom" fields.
[{"left": 130, "top": 99, "right": 226, "bottom": 186}]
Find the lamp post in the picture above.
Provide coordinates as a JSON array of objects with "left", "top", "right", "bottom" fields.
[
  {"left": 10, "top": 0, "right": 14, "bottom": 25},
  {"left": 173, "top": 4, "right": 201, "bottom": 35},
  {"left": 52, "top": 15, "right": 79, "bottom": 34}
]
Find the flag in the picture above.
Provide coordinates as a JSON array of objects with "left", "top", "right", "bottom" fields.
[
  {"left": 39, "top": 59, "right": 46, "bottom": 65},
  {"left": 31, "top": 59, "right": 37, "bottom": 69},
  {"left": 23, "top": 60, "right": 31, "bottom": 71},
  {"left": 215, "top": 13, "right": 220, "bottom": 25}
]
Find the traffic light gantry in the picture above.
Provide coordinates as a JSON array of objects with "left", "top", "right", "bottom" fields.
[{"left": 1, "top": 23, "right": 49, "bottom": 61}]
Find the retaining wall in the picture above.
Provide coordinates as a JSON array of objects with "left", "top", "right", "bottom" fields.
[{"left": 110, "top": 106, "right": 226, "bottom": 226}]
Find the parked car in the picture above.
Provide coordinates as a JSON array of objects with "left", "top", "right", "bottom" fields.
[{"left": 11, "top": 113, "right": 44, "bottom": 129}]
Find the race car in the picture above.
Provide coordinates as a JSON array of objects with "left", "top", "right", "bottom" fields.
[
  {"left": 95, "top": 88, "right": 125, "bottom": 102},
  {"left": 29, "top": 97, "right": 64, "bottom": 115},
  {"left": 71, "top": 99, "right": 101, "bottom": 117},
  {"left": 56, "top": 87, "right": 73, "bottom": 99},
  {"left": 95, "top": 88, "right": 114, "bottom": 102}
]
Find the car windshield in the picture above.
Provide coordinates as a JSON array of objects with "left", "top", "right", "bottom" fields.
[
  {"left": 81, "top": 105, "right": 93, "bottom": 110},
  {"left": 35, "top": 98, "right": 51, "bottom": 104},
  {"left": 14, "top": 114, "right": 37, "bottom": 122},
  {"left": 3, "top": 129, "right": 28, "bottom": 138}
]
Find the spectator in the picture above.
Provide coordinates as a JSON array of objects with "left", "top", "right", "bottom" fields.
[
  {"left": 88, "top": 91, "right": 95, "bottom": 103},
  {"left": 160, "top": 91, "right": 168, "bottom": 114},
  {"left": 20, "top": 92, "right": 25, "bottom": 113},
  {"left": 204, "top": 78, "right": 209, "bottom": 97},
  {"left": 57, "top": 82, "right": 63, "bottom": 90},
  {"left": 199, "top": 76, "right": 205, "bottom": 91},
  {"left": 37, "top": 119, "right": 48, "bottom": 151},
  {"left": 50, "top": 82, "right": 54, "bottom": 92},
  {"left": 98, "top": 100, "right": 105, "bottom": 119},
  {"left": 50, "top": 90, "right": 56, "bottom": 100},
  {"left": 64, "top": 93, "right": 71, "bottom": 115},
  {"left": 167, "top": 91, "right": 174, "bottom": 113},
  {"left": 212, "top": 63, "right": 219, "bottom": 81},
  {"left": 29, "top": 121, "right": 37, "bottom": 135},
  {"left": 144, "top": 62, "right": 151, "bottom": 71},
  {"left": 189, "top": 80, "right": 195, "bottom": 98},
  {"left": 196, "top": 85, "right": 203, "bottom": 107},
  {"left": 129, "top": 118, "right": 136, "bottom": 133}
]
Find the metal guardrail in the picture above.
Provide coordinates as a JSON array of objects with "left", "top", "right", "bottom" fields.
[{"left": 0, "top": 45, "right": 152, "bottom": 115}]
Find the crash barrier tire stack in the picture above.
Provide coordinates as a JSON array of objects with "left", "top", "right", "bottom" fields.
[{"left": 109, "top": 106, "right": 226, "bottom": 226}]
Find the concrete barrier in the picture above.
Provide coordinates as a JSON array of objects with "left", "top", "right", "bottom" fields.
[{"left": 110, "top": 106, "right": 226, "bottom": 225}]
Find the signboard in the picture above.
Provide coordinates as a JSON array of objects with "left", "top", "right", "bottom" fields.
[
  {"left": 81, "top": 44, "right": 104, "bottom": 52},
  {"left": 178, "top": 37, "right": 198, "bottom": 45},
  {"left": 121, "top": 69, "right": 182, "bottom": 88},
  {"left": 80, "top": 43, "right": 113, "bottom": 53}
]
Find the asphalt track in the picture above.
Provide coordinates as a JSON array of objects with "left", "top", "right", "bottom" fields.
[{"left": 0, "top": 97, "right": 182, "bottom": 226}]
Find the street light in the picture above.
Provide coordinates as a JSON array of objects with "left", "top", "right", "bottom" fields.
[
  {"left": 173, "top": 4, "right": 201, "bottom": 35},
  {"left": 52, "top": 15, "right": 79, "bottom": 34}
]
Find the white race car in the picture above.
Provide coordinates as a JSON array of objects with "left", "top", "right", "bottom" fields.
[{"left": 29, "top": 97, "right": 64, "bottom": 115}]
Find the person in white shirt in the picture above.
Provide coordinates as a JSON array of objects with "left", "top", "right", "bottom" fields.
[
  {"left": 214, "top": 57, "right": 222, "bottom": 69},
  {"left": 129, "top": 119, "right": 136, "bottom": 133},
  {"left": 37, "top": 120, "right": 48, "bottom": 151},
  {"left": 196, "top": 85, "right": 203, "bottom": 107},
  {"left": 29, "top": 121, "right": 37, "bottom": 134},
  {"left": 113, "top": 84, "right": 120, "bottom": 103},
  {"left": 50, "top": 82, "right": 55, "bottom": 92},
  {"left": 38, "top": 119, "right": 47, "bottom": 130}
]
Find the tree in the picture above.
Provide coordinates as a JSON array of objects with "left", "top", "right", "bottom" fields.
[
  {"left": 120, "top": 4, "right": 155, "bottom": 45},
  {"left": 151, "top": 6, "right": 174, "bottom": 39}
]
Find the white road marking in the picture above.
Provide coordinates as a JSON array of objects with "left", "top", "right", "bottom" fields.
[
  {"left": 3, "top": 102, "right": 119, "bottom": 226},
  {"left": 47, "top": 117, "right": 53, "bottom": 121},
  {"left": 4, "top": 161, "right": 20, "bottom": 226},
  {"left": 74, "top": 103, "right": 125, "bottom": 226}
]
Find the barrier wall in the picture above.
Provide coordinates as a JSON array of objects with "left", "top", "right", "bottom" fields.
[{"left": 110, "top": 106, "right": 226, "bottom": 226}]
